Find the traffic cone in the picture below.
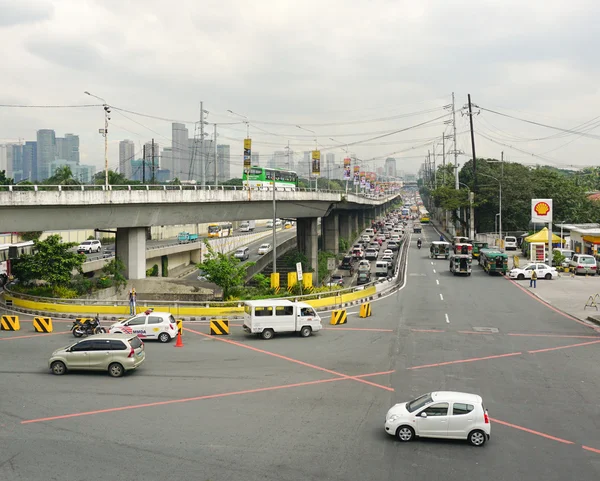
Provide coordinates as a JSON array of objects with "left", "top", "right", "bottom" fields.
[{"left": 174, "top": 331, "right": 184, "bottom": 348}]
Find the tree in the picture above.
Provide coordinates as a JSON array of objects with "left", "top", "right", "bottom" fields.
[
  {"left": 11, "top": 235, "right": 85, "bottom": 289},
  {"left": 94, "top": 170, "right": 134, "bottom": 185},
  {"left": 0, "top": 170, "right": 14, "bottom": 185},
  {"left": 101, "top": 257, "right": 127, "bottom": 293},
  {"left": 44, "top": 166, "right": 80, "bottom": 185},
  {"left": 196, "top": 241, "right": 254, "bottom": 299},
  {"left": 20, "top": 231, "right": 43, "bottom": 241},
  {"left": 221, "top": 178, "right": 243, "bottom": 186}
]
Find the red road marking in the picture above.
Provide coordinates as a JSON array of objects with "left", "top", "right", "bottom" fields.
[
  {"left": 323, "top": 327, "right": 394, "bottom": 332},
  {"left": 185, "top": 327, "right": 394, "bottom": 391},
  {"left": 503, "top": 276, "right": 592, "bottom": 328},
  {"left": 410, "top": 329, "right": 445, "bottom": 333},
  {"left": 21, "top": 370, "right": 394, "bottom": 425},
  {"left": 0, "top": 331, "right": 71, "bottom": 341},
  {"left": 508, "top": 333, "right": 600, "bottom": 339},
  {"left": 408, "top": 351, "right": 522, "bottom": 370},
  {"left": 582, "top": 445, "right": 600, "bottom": 454},
  {"left": 490, "top": 417, "right": 574, "bottom": 444},
  {"left": 527, "top": 339, "right": 600, "bottom": 354}
]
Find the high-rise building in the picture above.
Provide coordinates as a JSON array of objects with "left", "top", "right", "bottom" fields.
[
  {"left": 119, "top": 140, "right": 135, "bottom": 179},
  {"left": 325, "top": 153, "right": 335, "bottom": 178},
  {"left": 161, "top": 147, "right": 173, "bottom": 180},
  {"left": 56, "top": 134, "right": 80, "bottom": 164},
  {"left": 385, "top": 157, "right": 397, "bottom": 178},
  {"left": 143, "top": 141, "right": 160, "bottom": 182},
  {"left": 22, "top": 141, "right": 37, "bottom": 181},
  {"left": 36, "top": 129, "right": 56, "bottom": 181},
  {"left": 217, "top": 144, "right": 231, "bottom": 182},
  {"left": 172, "top": 123, "right": 189, "bottom": 180},
  {"left": 272, "top": 150, "right": 287, "bottom": 170},
  {"left": 251, "top": 152, "right": 260, "bottom": 167},
  {"left": 8, "top": 144, "right": 24, "bottom": 181}
]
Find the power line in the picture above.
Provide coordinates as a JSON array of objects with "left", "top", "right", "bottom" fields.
[{"left": 0, "top": 103, "right": 103, "bottom": 108}]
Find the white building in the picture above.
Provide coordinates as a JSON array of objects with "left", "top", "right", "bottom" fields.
[{"left": 119, "top": 139, "right": 135, "bottom": 179}]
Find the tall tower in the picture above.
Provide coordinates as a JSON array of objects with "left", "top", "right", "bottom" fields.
[
  {"left": 36, "top": 129, "right": 56, "bottom": 181},
  {"left": 119, "top": 139, "right": 135, "bottom": 179}
]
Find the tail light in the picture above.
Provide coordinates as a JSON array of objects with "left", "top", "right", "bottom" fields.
[
  {"left": 592, "top": 266, "right": 597, "bottom": 269},
  {"left": 578, "top": 265, "right": 584, "bottom": 269},
  {"left": 484, "top": 412, "right": 490, "bottom": 424},
  {"left": 128, "top": 348, "right": 135, "bottom": 358}
]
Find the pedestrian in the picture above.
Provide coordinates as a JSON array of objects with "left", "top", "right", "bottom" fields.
[
  {"left": 530, "top": 269, "right": 537, "bottom": 288},
  {"left": 128, "top": 288, "right": 137, "bottom": 315}
]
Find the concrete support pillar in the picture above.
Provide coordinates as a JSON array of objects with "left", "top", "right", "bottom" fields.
[
  {"left": 353, "top": 214, "right": 359, "bottom": 237},
  {"left": 190, "top": 248, "right": 202, "bottom": 264},
  {"left": 116, "top": 227, "right": 147, "bottom": 280},
  {"left": 296, "top": 217, "right": 319, "bottom": 284},
  {"left": 357, "top": 211, "right": 366, "bottom": 231},
  {"left": 339, "top": 213, "right": 353, "bottom": 243},
  {"left": 322, "top": 213, "right": 339, "bottom": 254}
]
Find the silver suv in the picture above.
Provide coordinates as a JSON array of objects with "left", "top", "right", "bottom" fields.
[
  {"left": 568, "top": 254, "right": 597, "bottom": 275},
  {"left": 49, "top": 333, "right": 145, "bottom": 377}
]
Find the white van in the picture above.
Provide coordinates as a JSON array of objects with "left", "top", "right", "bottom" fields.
[
  {"left": 375, "top": 260, "right": 389, "bottom": 277},
  {"left": 243, "top": 300, "right": 322, "bottom": 340},
  {"left": 504, "top": 236, "right": 518, "bottom": 250}
]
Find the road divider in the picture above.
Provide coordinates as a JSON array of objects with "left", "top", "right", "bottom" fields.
[
  {"left": 1, "top": 315, "right": 20, "bottom": 331},
  {"left": 330, "top": 310, "right": 348, "bottom": 325},
  {"left": 33, "top": 316, "right": 53, "bottom": 333},
  {"left": 360, "top": 302, "right": 372, "bottom": 318},
  {"left": 210, "top": 319, "right": 230, "bottom": 335}
]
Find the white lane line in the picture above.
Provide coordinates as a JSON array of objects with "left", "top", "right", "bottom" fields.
[
  {"left": 445, "top": 313, "right": 450, "bottom": 323},
  {"left": 440, "top": 293, "right": 444, "bottom": 301},
  {"left": 346, "top": 311, "right": 359, "bottom": 315},
  {"left": 433, "top": 269, "right": 436, "bottom": 274},
  {"left": 430, "top": 261, "right": 434, "bottom": 265},
  {"left": 436, "top": 279, "right": 439, "bottom": 285}
]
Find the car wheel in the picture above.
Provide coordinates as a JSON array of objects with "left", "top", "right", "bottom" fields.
[
  {"left": 261, "top": 329, "right": 274, "bottom": 340},
  {"left": 299, "top": 326, "right": 312, "bottom": 337},
  {"left": 468, "top": 429, "right": 487, "bottom": 446},
  {"left": 395, "top": 425, "right": 415, "bottom": 442},
  {"left": 517, "top": 274, "right": 525, "bottom": 280},
  {"left": 51, "top": 361, "right": 66, "bottom": 375},
  {"left": 108, "top": 362, "right": 125, "bottom": 377},
  {"left": 545, "top": 273, "right": 552, "bottom": 280},
  {"left": 158, "top": 332, "right": 171, "bottom": 343}
]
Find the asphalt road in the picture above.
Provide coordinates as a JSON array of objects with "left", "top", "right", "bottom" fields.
[{"left": 2, "top": 223, "right": 599, "bottom": 480}]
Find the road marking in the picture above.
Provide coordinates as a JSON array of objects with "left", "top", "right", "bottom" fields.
[
  {"left": 433, "top": 269, "right": 436, "bottom": 274},
  {"left": 445, "top": 313, "right": 450, "bottom": 324},
  {"left": 439, "top": 293, "right": 444, "bottom": 301},
  {"left": 490, "top": 417, "right": 574, "bottom": 445},
  {"left": 527, "top": 339, "right": 600, "bottom": 354},
  {"left": 508, "top": 333, "right": 600, "bottom": 339},
  {"left": 582, "top": 445, "right": 600, "bottom": 454},
  {"left": 185, "top": 327, "right": 394, "bottom": 392},
  {"left": 436, "top": 279, "right": 439, "bottom": 285},
  {"left": 430, "top": 261, "right": 434, "bottom": 265},
  {"left": 411, "top": 328, "right": 445, "bottom": 333},
  {"left": 323, "top": 327, "right": 394, "bottom": 332},
  {"left": 346, "top": 311, "right": 359, "bottom": 315},
  {"left": 21, "top": 369, "right": 395, "bottom": 425},
  {"left": 408, "top": 351, "right": 522, "bottom": 370}
]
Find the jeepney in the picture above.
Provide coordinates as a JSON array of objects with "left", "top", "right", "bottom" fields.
[
  {"left": 453, "top": 243, "right": 473, "bottom": 258},
  {"left": 481, "top": 250, "right": 508, "bottom": 275},
  {"left": 430, "top": 241, "right": 451, "bottom": 259},
  {"left": 452, "top": 236, "right": 470, "bottom": 246},
  {"left": 449, "top": 254, "right": 472, "bottom": 276},
  {"left": 472, "top": 241, "right": 489, "bottom": 258}
]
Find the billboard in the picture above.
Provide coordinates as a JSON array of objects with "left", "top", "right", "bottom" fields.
[
  {"left": 360, "top": 171, "right": 366, "bottom": 188},
  {"left": 531, "top": 199, "right": 553, "bottom": 223},
  {"left": 343, "top": 157, "right": 351, "bottom": 180},
  {"left": 243, "top": 139, "right": 252, "bottom": 169},
  {"left": 353, "top": 165, "right": 360, "bottom": 185},
  {"left": 311, "top": 150, "right": 321, "bottom": 175}
]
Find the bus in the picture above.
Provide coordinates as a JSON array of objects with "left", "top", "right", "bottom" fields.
[
  {"left": 242, "top": 167, "right": 298, "bottom": 190},
  {"left": 207, "top": 223, "right": 233, "bottom": 238}
]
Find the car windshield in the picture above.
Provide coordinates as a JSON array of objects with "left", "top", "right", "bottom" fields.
[
  {"left": 260, "top": 244, "right": 269, "bottom": 248},
  {"left": 406, "top": 393, "right": 433, "bottom": 412},
  {"left": 81, "top": 241, "right": 91, "bottom": 245}
]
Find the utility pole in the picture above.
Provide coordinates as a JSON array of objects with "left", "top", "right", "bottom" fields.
[
  {"left": 467, "top": 93, "right": 479, "bottom": 235},
  {"left": 272, "top": 180, "right": 277, "bottom": 275},
  {"left": 200, "top": 101, "right": 205, "bottom": 188},
  {"left": 452, "top": 92, "right": 459, "bottom": 191},
  {"left": 214, "top": 123, "right": 218, "bottom": 188},
  {"left": 142, "top": 144, "right": 146, "bottom": 184},
  {"left": 151, "top": 138, "right": 155, "bottom": 184},
  {"left": 442, "top": 134, "right": 446, "bottom": 184}
]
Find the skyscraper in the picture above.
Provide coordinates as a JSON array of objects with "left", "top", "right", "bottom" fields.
[
  {"left": 217, "top": 144, "right": 231, "bottom": 182},
  {"left": 36, "top": 129, "right": 56, "bottom": 181},
  {"left": 23, "top": 141, "right": 37, "bottom": 181},
  {"left": 385, "top": 157, "right": 397, "bottom": 178},
  {"left": 143, "top": 141, "right": 160, "bottom": 182},
  {"left": 56, "top": 134, "right": 80, "bottom": 164},
  {"left": 251, "top": 152, "right": 260, "bottom": 167},
  {"left": 119, "top": 140, "right": 135, "bottom": 179},
  {"left": 172, "top": 123, "right": 189, "bottom": 180},
  {"left": 325, "top": 153, "right": 335, "bottom": 178},
  {"left": 273, "top": 151, "right": 287, "bottom": 170}
]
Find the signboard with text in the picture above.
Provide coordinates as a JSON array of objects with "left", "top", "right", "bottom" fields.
[
  {"left": 311, "top": 150, "right": 321, "bottom": 175},
  {"left": 243, "top": 139, "right": 252, "bottom": 169}
]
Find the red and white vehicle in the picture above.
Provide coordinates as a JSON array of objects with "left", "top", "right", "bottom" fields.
[{"left": 108, "top": 310, "right": 178, "bottom": 343}]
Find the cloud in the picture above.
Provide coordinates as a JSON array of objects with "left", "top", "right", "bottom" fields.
[{"left": 0, "top": 0, "right": 54, "bottom": 27}]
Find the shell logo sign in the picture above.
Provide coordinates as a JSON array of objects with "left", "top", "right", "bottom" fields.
[{"left": 531, "top": 198, "right": 553, "bottom": 223}]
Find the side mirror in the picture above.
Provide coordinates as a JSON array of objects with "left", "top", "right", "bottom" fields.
[{"left": 420, "top": 412, "right": 428, "bottom": 418}]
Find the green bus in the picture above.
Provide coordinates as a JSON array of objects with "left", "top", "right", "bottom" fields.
[{"left": 242, "top": 167, "right": 298, "bottom": 190}]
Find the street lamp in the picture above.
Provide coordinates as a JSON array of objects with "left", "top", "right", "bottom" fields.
[
  {"left": 296, "top": 125, "right": 318, "bottom": 191},
  {"left": 84, "top": 91, "right": 110, "bottom": 188},
  {"left": 479, "top": 172, "right": 502, "bottom": 249}
]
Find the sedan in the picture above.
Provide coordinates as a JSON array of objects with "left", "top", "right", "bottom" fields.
[
  {"left": 257, "top": 243, "right": 272, "bottom": 255},
  {"left": 387, "top": 241, "right": 399, "bottom": 251},
  {"left": 381, "top": 254, "right": 394, "bottom": 267},
  {"left": 326, "top": 274, "right": 344, "bottom": 287},
  {"left": 365, "top": 249, "right": 378, "bottom": 260},
  {"left": 509, "top": 263, "right": 557, "bottom": 280},
  {"left": 383, "top": 249, "right": 393, "bottom": 257}
]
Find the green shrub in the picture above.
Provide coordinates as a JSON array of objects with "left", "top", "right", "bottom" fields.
[
  {"left": 96, "top": 277, "right": 113, "bottom": 289},
  {"left": 52, "top": 286, "right": 78, "bottom": 299},
  {"left": 73, "top": 278, "right": 94, "bottom": 296},
  {"left": 146, "top": 264, "right": 159, "bottom": 277}
]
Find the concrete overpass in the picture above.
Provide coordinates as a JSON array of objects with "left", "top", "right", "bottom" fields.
[{"left": 0, "top": 184, "right": 400, "bottom": 281}]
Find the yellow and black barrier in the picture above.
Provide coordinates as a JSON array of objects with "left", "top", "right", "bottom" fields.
[
  {"left": 210, "top": 319, "right": 229, "bottom": 335},
  {"left": 330, "top": 310, "right": 348, "bottom": 325},
  {"left": 33, "top": 317, "right": 53, "bottom": 333},
  {"left": 359, "top": 302, "right": 372, "bottom": 318},
  {"left": 1, "top": 315, "right": 20, "bottom": 331},
  {"left": 177, "top": 319, "right": 183, "bottom": 336}
]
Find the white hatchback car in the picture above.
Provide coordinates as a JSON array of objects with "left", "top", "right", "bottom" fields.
[
  {"left": 108, "top": 310, "right": 179, "bottom": 343},
  {"left": 509, "top": 263, "right": 557, "bottom": 280},
  {"left": 258, "top": 243, "right": 272, "bottom": 255},
  {"left": 385, "top": 391, "right": 491, "bottom": 446}
]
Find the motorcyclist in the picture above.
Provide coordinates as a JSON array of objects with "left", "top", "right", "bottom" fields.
[{"left": 417, "top": 238, "right": 422, "bottom": 249}]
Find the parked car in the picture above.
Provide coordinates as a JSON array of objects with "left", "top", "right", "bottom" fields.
[
  {"left": 508, "top": 263, "right": 557, "bottom": 280},
  {"left": 108, "top": 310, "right": 179, "bottom": 343},
  {"left": 569, "top": 254, "right": 597, "bottom": 275},
  {"left": 49, "top": 333, "right": 145, "bottom": 377},
  {"left": 504, "top": 236, "right": 518, "bottom": 250},
  {"left": 77, "top": 240, "right": 102, "bottom": 254},
  {"left": 385, "top": 391, "right": 490, "bottom": 446},
  {"left": 258, "top": 243, "right": 272, "bottom": 255},
  {"left": 553, "top": 248, "right": 574, "bottom": 267}
]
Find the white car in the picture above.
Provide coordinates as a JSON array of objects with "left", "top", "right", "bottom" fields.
[
  {"left": 77, "top": 240, "right": 102, "bottom": 254},
  {"left": 385, "top": 391, "right": 491, "bottom": 446},
  {"left": 258, "top": 243, "right": 272, "bottom": 255},
  {"left": 509, "top": 263, "right": 557, "bottom": 280},
  {"left": 365, "top": 249, "right": 378, "bottom": 260},
  {"left": 357, "top": 260, "right": 371, "bottom": 272},
  {"left": 382, "top": 254, "right": 394, "bottom": 265},
  {"left": 383, "top": 249, "right": 393, "bottom": 257},
  {"left": 108, "top": 310, "right": 179, "bottom": 343}
]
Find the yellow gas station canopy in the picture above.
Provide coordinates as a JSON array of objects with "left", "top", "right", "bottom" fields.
[{"left": 525, "top": 227, "right": 564, "bottom": 243}]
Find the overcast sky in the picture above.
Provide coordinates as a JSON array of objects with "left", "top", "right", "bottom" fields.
[{"left": 1, "top": 0, "right": 599, "bottom": 178}]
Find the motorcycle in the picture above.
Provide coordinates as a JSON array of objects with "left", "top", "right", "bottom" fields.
[
  {"left": 417, "top": 241, "right": 422, "bottom": 250},
  {"left": 71, "top": 317, "right": 106, "bottom": 337}
]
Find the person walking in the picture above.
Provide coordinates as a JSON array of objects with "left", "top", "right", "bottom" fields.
[{"left": 529, "top": 269, "right": 537, "bottom": 288}]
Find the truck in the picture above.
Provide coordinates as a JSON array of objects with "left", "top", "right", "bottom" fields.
[
  {"left": 239, "top": 220, "right": 256, "bottom": 232},
  {"left": 243, "top": 300, "right": 322, "bottom": 339},
  {"left": 178, "top": 232, "right": 199, "bottom": 243}
]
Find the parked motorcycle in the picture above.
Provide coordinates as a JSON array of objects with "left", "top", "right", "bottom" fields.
[{"left": 71, "top": 316, "right": 106, "bottom": 337}]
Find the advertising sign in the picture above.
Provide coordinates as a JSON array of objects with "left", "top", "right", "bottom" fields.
[
  {"left": 360, "top": 171, "right": 366, "bottom": 188},
  {"left": 311, "top": 150, "right": 321, "bottom": 175},
  {"left": 296, "top": 262, "right": 303, "bottom": 281},
  {"left": 531, "top": 199, "right": 553, "bottom": 223},
  {"left": 353, "top": 165, "right": 360, "bottom": 185},
  {"left": 243, "top": 139, "right": 252, "bottom": 169},
  {"left": 343, "top": 157, "right": 351, "bottom": 180}
]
